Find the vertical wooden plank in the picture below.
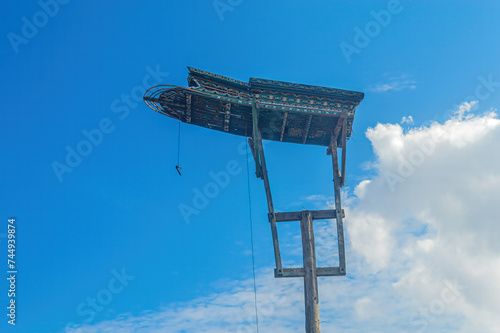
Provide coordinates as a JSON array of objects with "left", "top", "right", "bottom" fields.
[
  {"left": 303, "top": 115, "right": 313, "bottom": 144},
  {"left": 280, "top": 112, "right": 288, "bottom": 142},
  {"left": 341, "top": 116, "right": 347, "bottom": 187},
  {"left": 248, "top": 138, "right": 257, "bottom": 163},
  {"left": 254, "top": 102, "right": 283, "bottom": 273},
  {"left": 252, "top": 98, "right": 261, "bottom": 178},
  {"left": 301, "top": 211, "right": 321, "bottom": 333},
  {"left": 330, "top": 134, "right": 346, "bottom": 274},
  {"left": 257, "top": 131, "right": 283, "bottom": 273},
  {"left": 327, "top": 113, "right": 346, "bottom": 155},
  {"left": 186, "top": 94, "right": 192, "bottom": 123}
]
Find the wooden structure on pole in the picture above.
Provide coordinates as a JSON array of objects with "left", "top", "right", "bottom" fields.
[{"left": 144, "top": 67, "right": 364, "bottom": 333}]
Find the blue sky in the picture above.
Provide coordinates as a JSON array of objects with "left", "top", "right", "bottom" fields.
[{"left": 2, "top": 1, "right": 500, "bottom": 332}]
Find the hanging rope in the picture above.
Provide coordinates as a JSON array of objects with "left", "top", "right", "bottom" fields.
[
  {"left": 175, "top": 121, "right": 182, "bottom": 176},
  {"left": 245, "top": 141, "right": 260, "bottom": 333}
]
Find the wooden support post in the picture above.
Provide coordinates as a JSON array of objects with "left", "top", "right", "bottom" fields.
[
  {"left": 327, "top": 113, "right": 346, "bottom": 156},
  {"left": 340, "top": 116, "right": 347, "bottom": 187},
  {"left": 250, "top": 99, "right": 283, "bottom": 274},
  {"left": 249, "top": 108, "right": 350, "bottom": 332},
  {"left": 252, "top": 98, "right": 261, "bottom": 178},
  {"left": 301, "top": 211, "right": 321, "bottom": 333},
  {"left": 256, "top": 127, "right": 283, "bottom": 274},
  {"left": 248, "top": 138, "right": 257, "bottom": 165},
  {"left": 186, "top": 94, "right": 192, "bottom": 123},
  {"left": 280, "top": 112, "right": 288, "bottom": 142},
  {"left": 303, "top": 115, "right": 312, "bottom": 144},
  {"left": 329, "top": 124, "right": 346, "bottom": 273}
]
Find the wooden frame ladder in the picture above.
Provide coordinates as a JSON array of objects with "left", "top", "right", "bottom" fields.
[{"left": 248, "top": 99, "right": 349, "bottom": 333}]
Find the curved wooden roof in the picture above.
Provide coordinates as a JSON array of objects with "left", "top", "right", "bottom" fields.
[{"left": 144, "top": 67, "right": 364, "bottom": 147}]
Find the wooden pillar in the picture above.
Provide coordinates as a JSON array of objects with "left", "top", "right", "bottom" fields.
[
  {"left": 340, "top": 116, "right": 347, "bottom": 187},
  {"left": 257, "top": 130, "right": 283, "bottom": 274},
  {"left": 329, "top": 115, "right": 347, "bottom": 273},
  {"left": 301, "top": 211, "right": 321, "bottom": 333},
  {"left": 331, "top": 145, "right": 346, "bottom": 273},
  {"left": 251, "top": 98, "right": 261, "bottom": 178}
]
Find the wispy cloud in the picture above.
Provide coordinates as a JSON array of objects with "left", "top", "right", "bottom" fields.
[
  {"left": 367, "top": 74, "right": 416, "bottom": 93},
  {"left": 304, "top": 194, "right": 328, "bottom": 201},
  {"left": 400, "top": 115, "right": 414, "bottom": 125},
  {"left": 453, "top": 100, "right": 478, "bottom": 120}
]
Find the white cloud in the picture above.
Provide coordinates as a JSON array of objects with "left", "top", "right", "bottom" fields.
[
  {"left": 368, "top": 75, "right": 416, "bottom": 93},
  {"left": 347, "top": 103, "right": 500, "bottom": 332},
  {"left": 65, "top": 102, "right": 500, "bottom": 333},
  {"left": 355, "top": 297, "right": 379, "bottom": 321},
  {"left": 454, "top": 100, "right": 478, "bottom": 120},
  {"left": 353, "top": 179, "right": 370, "bottom": 199},
  {"left": 401, "top": 115, "right": 414, "bottom": 125},
  {"left": 304, "top": 194, "right": 327, "bottom": 201}
]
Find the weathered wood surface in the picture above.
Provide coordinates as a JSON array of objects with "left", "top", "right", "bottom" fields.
[
  {"left": 330, "top": 124, "right": 346, "bottom": 274},
  {"left": 326, "top": 113, "right": 347, "bottom": 156},
  {"left": 280, "top": 112, "right": 288, "bottom": 142},
  {"left": 303, "top": 115, "right": 313, "bottom": 144},
  {"left": 223, "top": 102, "right": 231, "bottom": 132},
  {"left": 251, "top": 98, "right": 261, "bottom": 178},
  {"left": 272, "top": 209, "right": 344, "bottom": 222},
  {"left": 252, "top": 101, "right": 283, "bottom": 273},
  {"left": 341, "top": 115, "right": 347, "bottom": 187},
  {"left": 186, "top": 94, "right": 192, "bottom": 123},
  {"left": 144, "top": 68, "right": 363, "bottom": 147},
  {"left": 276, "top": 266, "right": 344, "bottom": 278},
  {"left": 301, "top": 211, "right": 321, "bottom": 333}
]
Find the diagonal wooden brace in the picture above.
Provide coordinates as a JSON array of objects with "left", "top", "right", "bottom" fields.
[
  {"left": 251, "top": 98, "right": 261, "bottom": 179},
  {"left": 328, "top": 114, "right": 347, "bottom": 274},
  {"left": 250, "top": 99, "right": 283, "bottom": 274},
  {"left": 327, "top": 113, "right": 348, "bottom": 187}
]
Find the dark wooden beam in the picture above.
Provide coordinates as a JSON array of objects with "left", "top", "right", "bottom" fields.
[
  {"left": 301, "top": 211, "right": 321, "bottom": 333},
  {"left": 186, "top": 94, "right": 192, "bottom": 123},
  {"left": 223, "top": 102, "right": 231, "bottom": 132},
  {"left": 248, "top": 138, "right": 257, "bottom": 163},
  {"left": 164, "top": 104, "right": 182, "bottom": 120},
  {"left": 272, "top": 209, "right": 344, "bottom": 222},
  {"left": 302, "top": 115, "right": 312, "bottom": 144},
  {"left": 276, "top": 266, "right": 345, "bottom": 278},
  {"left": 330, "top": 131, "right": 346, "bottom": 274},
  {"left": 251, "top": 98, "right": 261, "bottom": 178},
  {"left": 254, "top": 104, "right": 283, "bottom": 274},
  {"left": 341, "top": 116, "right": 347, "bottom": 187},
  {"left": 280, "top": 112, "right": 288, "bottom": 142},
  {"left": 327, "top": 113, "right": 347, "bottom": 155}
]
